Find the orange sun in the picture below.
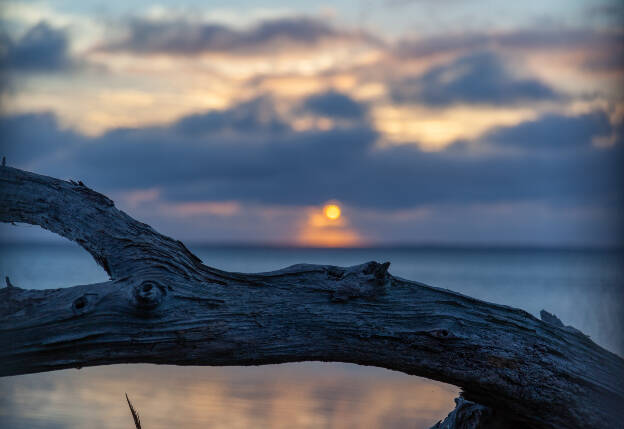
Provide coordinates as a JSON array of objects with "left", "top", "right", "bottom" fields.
[{"left": 323, "top": 204, "right": 341, "bottom": 220}]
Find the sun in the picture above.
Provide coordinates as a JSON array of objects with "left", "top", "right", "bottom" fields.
[{"left": 323, "top": 204, "right": 341, "bottom": 220}]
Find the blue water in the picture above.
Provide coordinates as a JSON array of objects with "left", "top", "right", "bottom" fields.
[
  {"left": 0, "top": 242, "right": 622, "bottom": 428},
  {"left": 2, "top": 242, "right": 622, "bottom": 354}
]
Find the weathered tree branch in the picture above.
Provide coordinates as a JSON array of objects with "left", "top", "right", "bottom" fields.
[{"left": 1, "top": 165, "right": 622, "bottom": 428}]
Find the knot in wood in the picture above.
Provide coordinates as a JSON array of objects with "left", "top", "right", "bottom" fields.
[
  {"left": 428, "top": 328, "right": 456, "bottom": 339},
  {"left": 132, "top": 280, "right": 166, "bottom": 310},
  {"left": 73, "top": 296, "right": 87, "bottom": 310},
  {"left": 71, "top": 293, "right": 98, "bottom": 314}
]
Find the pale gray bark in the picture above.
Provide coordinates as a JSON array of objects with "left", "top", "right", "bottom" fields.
[{"left": 1, "top": 165, "right": 623, "bottom": 428}]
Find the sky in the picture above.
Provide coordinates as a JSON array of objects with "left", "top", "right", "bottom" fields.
[{"left": 0, "top": 0, "right": 623, "bottom": 246}]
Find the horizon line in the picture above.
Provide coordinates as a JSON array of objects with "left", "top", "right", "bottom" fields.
[{"left": 1, "top": 238, "right": 622, "bottom": 252}]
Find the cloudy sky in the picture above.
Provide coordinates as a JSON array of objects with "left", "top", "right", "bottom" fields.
[{"left": 1, "top": 0, "right": 622, "bottom": 246}]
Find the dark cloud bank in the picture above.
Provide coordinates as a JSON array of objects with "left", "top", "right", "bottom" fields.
[
  {"left": 303, "top": 91, "right": 367, "bottom": 119},
  {"left": 0, "top": 22, "right": 74, "bottom": 72},
  {"left": 1, "top": 92, "right": 621, "bottom": 214},
  {"left": 391, "top": 52, "right": 560, "bottom": 106}
]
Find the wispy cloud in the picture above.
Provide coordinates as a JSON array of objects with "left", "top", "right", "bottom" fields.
[
  {"left": 96, "top": 16, "right": 375, "bottom": 56},
  {"left": 395, "top": 28, "right": 624, "bottom": 60}
]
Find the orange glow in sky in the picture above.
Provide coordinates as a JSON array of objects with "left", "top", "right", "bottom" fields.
[
  {"left": 297, "top": 203, "right": 363, "bottom": 247},
  {"left": 323, "top": 204, "right": 341, "bottom": 220}
]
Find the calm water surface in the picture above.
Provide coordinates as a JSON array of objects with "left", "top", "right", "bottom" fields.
[{"left": 1, "top": 243, "right": 622, "bottom": 428}]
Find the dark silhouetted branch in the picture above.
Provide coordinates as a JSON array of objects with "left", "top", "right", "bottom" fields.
[{"left": 1, "top": 165, "right": 622, "bottom": 428}]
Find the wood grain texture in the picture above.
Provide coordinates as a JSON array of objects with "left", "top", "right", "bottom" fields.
[{"left": 1, "top": 165, "right": 622, "bottom": 428}]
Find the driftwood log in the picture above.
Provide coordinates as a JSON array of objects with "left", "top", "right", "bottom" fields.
[{"left": 0, "top": 165, "right": 622, "bottom": 429}]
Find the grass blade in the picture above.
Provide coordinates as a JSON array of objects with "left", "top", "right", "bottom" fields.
[{"left": 125, "top": 393, "right": 142, "bottom": 429}]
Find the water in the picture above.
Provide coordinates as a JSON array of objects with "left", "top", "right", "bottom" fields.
[{"left": 1, "top": 243, "right": 623, "bottom": 428}]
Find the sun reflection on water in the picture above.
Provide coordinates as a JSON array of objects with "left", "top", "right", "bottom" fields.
[{"left": 0, "top": 363, "right": 458, "bottom": 429}]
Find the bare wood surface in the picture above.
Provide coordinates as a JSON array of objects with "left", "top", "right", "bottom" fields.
[{"left": 1, "top": 165, "right": 622, "bottom": 428}]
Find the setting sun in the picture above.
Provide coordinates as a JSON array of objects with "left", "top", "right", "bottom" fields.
[{"left": 323, "top": 204, "right": 341, "bottom": 220}]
